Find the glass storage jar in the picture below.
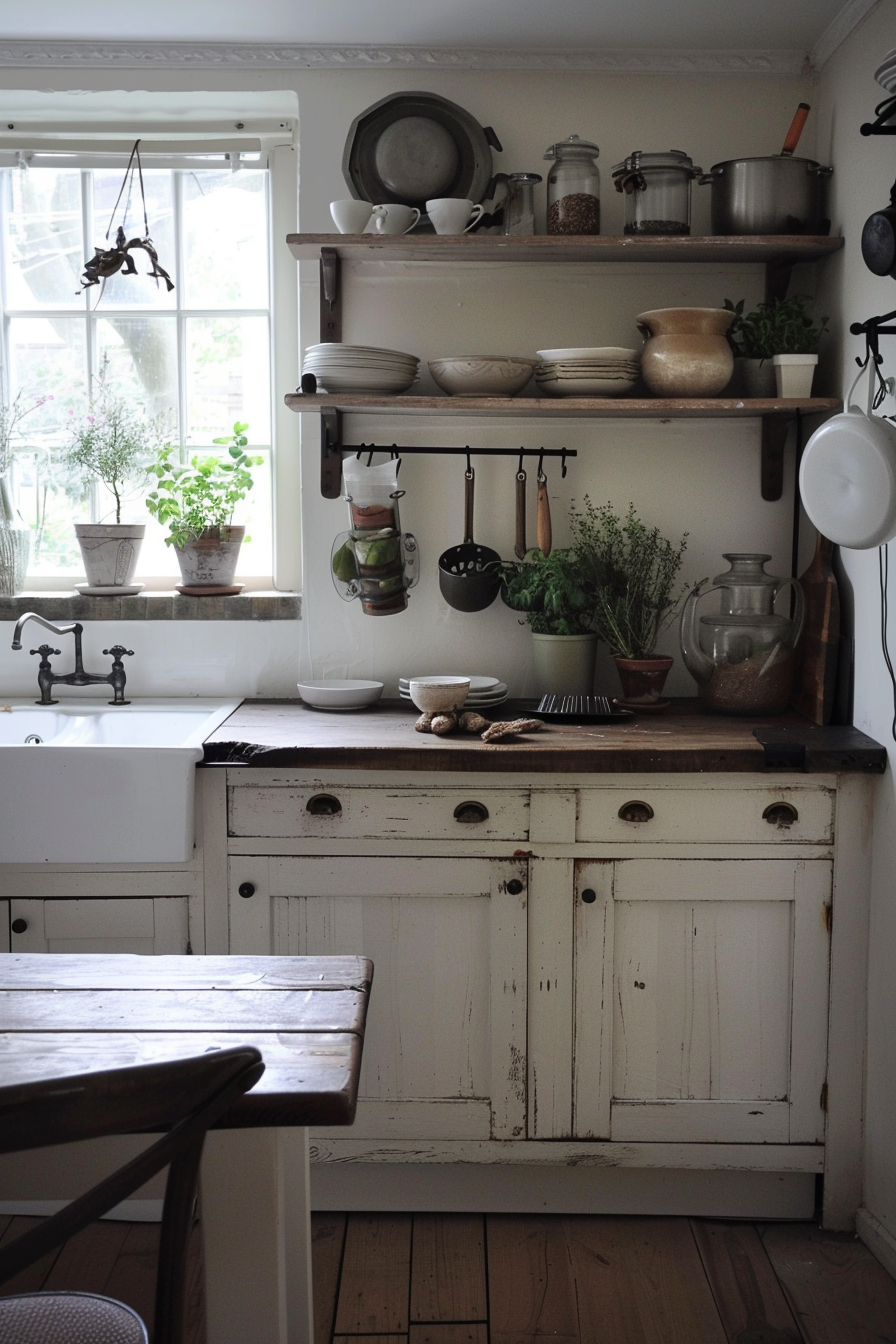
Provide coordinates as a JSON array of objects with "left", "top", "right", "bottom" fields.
[
  {"left": 503, "top": 172, "right": 542, "bottom": 235},
  {"left": 543, "top": 135, "right": 600, "bottom": 234},
  {"left": 611, "top": 150, "right": 701, "bottom": 236}
]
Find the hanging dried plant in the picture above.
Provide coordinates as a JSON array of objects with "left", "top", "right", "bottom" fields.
[{"left": 79, "top": 139, "right": 174, "bottom": 296}]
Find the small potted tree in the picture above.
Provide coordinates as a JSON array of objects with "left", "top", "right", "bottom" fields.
[
  {"left": 65, "top": 366, "right": 162, "bottom": 593},
  {"left": 145, "top": 423, "right": 263, "bottom": 594},
  {"left": 570, "top": 497, "right": 688, "bottom": 709},
  {"left": 725, "top": 295, "right": 827, "bottom": 398}
]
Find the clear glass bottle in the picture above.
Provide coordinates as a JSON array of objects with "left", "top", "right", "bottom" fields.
[
  {"left": 611, "top": 150, "right": 701, "bottom": 236},
  {"left": 543, "top": 135, "right": 600, "bottom": 235},
  {"left": 503, "top": 172, "right": 542, "bottom": 235}
]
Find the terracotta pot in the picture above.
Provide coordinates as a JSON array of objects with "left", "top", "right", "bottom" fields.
[
  {"left": 614, "top": 654, "right": 674, "bottom": 710},
  {"left": 174, "top": 525, "right": 245, "bottom": 591},
  {"left": 636, "top": 307, "right": 735, "bottom": 397}
]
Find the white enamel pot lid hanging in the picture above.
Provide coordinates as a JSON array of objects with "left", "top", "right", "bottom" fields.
[{"left": 799, "top": 361, "right": 896, "bottom": 549}]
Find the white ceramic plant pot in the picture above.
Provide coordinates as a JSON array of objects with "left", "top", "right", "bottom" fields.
[
  {"left": 531, "top": 632, "right": 598, "bottom": 696},
  {"left": 174, "top": 525, "right": 245, "bottom": 592},
  {"left": 74, "top": 523, "right": 145, "bottom": 589},
  {"left": 772, "top": 353, "right": 818, "bottom": 398}
]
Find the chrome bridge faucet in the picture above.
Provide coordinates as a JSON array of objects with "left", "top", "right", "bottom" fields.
[{"left": 11, "top": 612, "right": 133, "bottom": 705}]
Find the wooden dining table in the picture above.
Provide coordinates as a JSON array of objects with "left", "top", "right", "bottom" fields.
[{"left": 0, "top": 952, "right": 373, "bottom": 1344}]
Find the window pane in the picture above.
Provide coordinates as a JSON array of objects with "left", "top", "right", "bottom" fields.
[
  {"left": 4, "top": 168, "right": 83, "bottom": 308},
  {"left": 96, "top": 315, "right": 178, "bottom": 427},
  {"left": 90, "top": 168, "right": 176, "bottom": 309},
  {"left": 184, "top": 315, "right": 271, "bottom": 444},
  {"left": 182, "top": 168, "right": 268, "bottom": 308}
]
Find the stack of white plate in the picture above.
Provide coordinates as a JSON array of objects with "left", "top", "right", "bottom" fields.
[
  {"left": 534, "top": 346, "right": 640, "bottom": 398},
  {"left": 875, "top": 48, "right": 896, "bottom": 90},
  {"left": 399, "top": 674, "right": 508, "bottom": 709},
  {"left": 302, "top": 343, "right": 419, "bottom": 394}
]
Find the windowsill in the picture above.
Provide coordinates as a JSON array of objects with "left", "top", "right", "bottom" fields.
[{"left": 0, "top": 591, "right": 301, "bottom": 621}]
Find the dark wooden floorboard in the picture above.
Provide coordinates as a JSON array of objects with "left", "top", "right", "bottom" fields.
[
  {"left": 411, "top": 1213, "right": 487, "bottom": 1324},
  {"left": 487, "top": 1213, "right": 581, "bottom": 1344},
  {"left": 691, "top": 1219, "right": 803, "bottom": 1343},
  {"left": 312, "top": 1212, "right": 346, "bottom": 1344},
  {"left": 333, "top": 1212, "right": 413, "bottom": 1336}
]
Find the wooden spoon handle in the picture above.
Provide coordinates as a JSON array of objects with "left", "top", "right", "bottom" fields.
[{"left": 536, "top": 470, "right": 552, "bottom": 556}]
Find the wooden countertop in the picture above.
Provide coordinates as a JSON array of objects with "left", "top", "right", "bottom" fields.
[{"left": 202, "top": 699, "right": 887, "bottom": 776}]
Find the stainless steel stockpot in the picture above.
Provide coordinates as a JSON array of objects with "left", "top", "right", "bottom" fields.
[{"left": 699, "top": 155, "right": 832, "bottom": 235}]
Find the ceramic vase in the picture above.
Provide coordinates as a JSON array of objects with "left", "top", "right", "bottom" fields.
[
  {"left": 636, "top": 307, "right": 735, "bottom": 397},
  {"left": 772, "top": 353, "right": 818, "bottom": 398},
  {"left": 0, "top": 522, "right": 30, "bottom": 596},
  {"left": 614, "top": 654, "right": 674, "bottom": 710},
  {"left": 531, "top": 632, "right": 598, "bottom": 696}
]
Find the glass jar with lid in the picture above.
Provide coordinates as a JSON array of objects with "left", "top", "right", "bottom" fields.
[
  {"left": 543, "top": 135, "right": 600, "bottom": 234},
  {"left": 611, "top": 150, "right": 702, "bottom": 236},
  {"left": 503, "top": 172, "right": 542, "bottom": 235}
]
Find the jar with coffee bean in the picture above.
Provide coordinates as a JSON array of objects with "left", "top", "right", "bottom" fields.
[
  {"left": 611, "top": 150, "right": 701, "bottom": 236},
  {"left": 543, "top": 134, "right": 600, "bottom": 235}
]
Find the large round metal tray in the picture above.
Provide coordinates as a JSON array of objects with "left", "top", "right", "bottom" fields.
[{"left": 342, "top": 91, "right": 500, "bottom": 211}]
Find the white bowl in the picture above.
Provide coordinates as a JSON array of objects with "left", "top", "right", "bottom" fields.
[
  {"left": 536, "top": 346, "right": 638, "bottom": 361},
  {"left": 408, "top": 676, "right": 471, "bottom": 713},
  {"left": 297, "top": 679, "right": 384, "bottom": 710},
  {"left": 429, "top": 356, "right": 535, "bottom": 397}
]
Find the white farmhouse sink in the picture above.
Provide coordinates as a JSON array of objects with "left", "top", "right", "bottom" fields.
[{"left": 0, "top": 698, "right": 240, "bottom": 864}]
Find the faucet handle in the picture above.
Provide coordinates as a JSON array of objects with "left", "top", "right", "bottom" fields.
[
  {"left": 31, "top": 644, "right": 61, "bottom": 658},
  {"left": 103, "top": 645, "right": 134, "bottom": 661}
]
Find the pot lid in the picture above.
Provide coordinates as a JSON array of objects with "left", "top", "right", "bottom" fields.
[
  {"left": 543, "top": 134, "right": 599, "bottom": 161},
  {"left": 342, "top": 91, "right": 501, "bottom": 211},
  {"left": 799, "top": 406, "right": 896, "bottom": 549},
  {"left": 612, "top": 149, "right": 700, "bottom": 175}
]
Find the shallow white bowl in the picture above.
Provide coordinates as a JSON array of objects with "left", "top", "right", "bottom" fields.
[
  {"left": 536, "top": 346, "right": 638, "bottom": 361},
  {"left": 297, "top": 679, "right": 384, "bottom": 709},
  {"left": 408, "top": 676, "right": 471, "bottom": 713},
  {"left": 429, "top": 356, "right": 535, "bottom": 397}
]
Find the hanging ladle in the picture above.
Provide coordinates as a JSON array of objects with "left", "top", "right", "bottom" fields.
[{"left": 438, "top": 463, "right": 502, "bottom": 612}]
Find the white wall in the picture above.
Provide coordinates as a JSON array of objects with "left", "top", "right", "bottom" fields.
[{"left": 815, "top": 0, "right": 896, "bottom": 1265}]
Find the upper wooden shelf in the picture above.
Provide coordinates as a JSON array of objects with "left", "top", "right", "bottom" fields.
[
  {"left": 286, "top": 233, "right": 844, "bottom": 265},
  {"left": 285, "top": 393, "right": 841, "bottom": 419}
]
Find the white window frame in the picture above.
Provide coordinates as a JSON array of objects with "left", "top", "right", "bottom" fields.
[{"left": 0, "top": 128, "right": 300, "bottom": 594}]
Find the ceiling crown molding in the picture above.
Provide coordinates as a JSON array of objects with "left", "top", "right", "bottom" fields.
[
  {"left": 0, "top": 40, "right": 808, "bottom": 74},
  {"left": 811, "top": 0, "right": 880, "bottom": 69}
]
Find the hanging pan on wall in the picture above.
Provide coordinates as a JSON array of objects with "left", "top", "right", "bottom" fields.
[
  {"left": 799, "top": 362, "right": 896, "bottom": 549},
  {"left": 342, "top": 91, "right": 502, "bottom": 212}
]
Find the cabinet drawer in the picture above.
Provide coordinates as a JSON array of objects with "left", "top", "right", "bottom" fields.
[
  {"left": 228, "top": 785, "right": 530, "bottom": 841},
  {"left": 576, "top": 785, "right": 834, "bottom": 845}
]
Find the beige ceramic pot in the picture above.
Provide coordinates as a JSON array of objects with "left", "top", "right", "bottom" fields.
[
  {"left": 531, "top": 632, "right": 598, "bottom": 696},
  {"left": 636, "top": 307, "right": 735, "bottom": 397}
]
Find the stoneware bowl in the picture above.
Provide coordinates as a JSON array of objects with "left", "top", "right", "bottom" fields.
[
  {"left": 429, "top": 356, "right": 535, "bottom": 397},
  {"left": 297, "top": 679, "right": 384, "bottom": 710},
  {"left": 408, "top": 676, "right": 471, "bottom": 713}
]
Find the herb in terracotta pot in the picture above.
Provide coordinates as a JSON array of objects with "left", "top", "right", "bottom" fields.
[{"left": 145, "top": 423, "right": 263, "bottom": 590}]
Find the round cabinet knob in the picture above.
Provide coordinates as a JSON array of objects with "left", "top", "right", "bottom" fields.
[
  {"left": 238, "top": 882, "right": 256, "bottom": 899},
  {"left": 581, "top": 888, "right": 597, "bottom": 904},
  {"left": 453, "top": 801, "right": 490, "bottom": 824},
  {"left": 11, "top": 919, "right": 28, "bottom": 934},
  {"left": 618, "top": 800, "right": 655, "bottom": 824},
  {"left": 306, "top": 794, "right": 342, "bottom": 817},
  {"left": 506, "top": 879, "right": 524, "bottom": 895},
  {"left": 763, "top": 801, "right": 799, "bottom": 827}
]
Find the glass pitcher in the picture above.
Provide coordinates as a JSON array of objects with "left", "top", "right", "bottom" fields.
[{"left": 679, "top": 553, "right": 805, "bottom": 715}]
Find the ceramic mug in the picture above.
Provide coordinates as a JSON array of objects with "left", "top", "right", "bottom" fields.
[
  {"left": 373, "top": 203, "right": 422, "bottom": 235},
  {"left": 330, "top": 199, "right": 385, "bottom": 234},
  {"left": 426, "top": 198, "right": 485, "bottom": 235}
]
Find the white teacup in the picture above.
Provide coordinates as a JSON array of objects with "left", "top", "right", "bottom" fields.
[
  {"left": 426, "top": 198, "right": 485, "bottom": 235},
  {"left": 330, "top": 199, "right": 385, "bottom": 234},
  {"left": 372, "top": 203, "right": 422, "bottom": 236}
]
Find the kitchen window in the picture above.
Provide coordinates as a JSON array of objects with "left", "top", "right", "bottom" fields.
[{"left": 0, "top": 132, "right": 299, "bottom": 591}]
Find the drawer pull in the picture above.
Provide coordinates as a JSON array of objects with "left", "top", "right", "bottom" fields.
[
  {"left": 306, "top": 793, "right": 342, "bottom": 817},
  {"left": 506, "top": 878, "right": 524, "bottom": 895},
  {"left": 618, "top": 800, "right": 654, "bottom": 824},
  {"left": 238, "top": 882, "right": 256, "bottom": 899},
  {"left": 763, "top": 801, "right": 799, "bottom": 827},
  {"left": 11, "top": 918, "right": 27, "bottom": 934},
  {"left": 581, "top": 888, "right": 597, "bottom": 904},
  {"left": 454, "top": 801, "right": 490, "bottom": 824}
]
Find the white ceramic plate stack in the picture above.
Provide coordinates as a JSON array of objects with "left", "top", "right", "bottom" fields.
[
  {"left": 399, "top": 674, "right": 508, "bottom": 709},
  {"left": 534, "top": 346, "right": 640, "bottom": 398},
  {"left": 875, "top": 48, "right": 896, "bottom": 91},
  {"left": 302, "top": 344, "right": 419, "bottom": 394}
]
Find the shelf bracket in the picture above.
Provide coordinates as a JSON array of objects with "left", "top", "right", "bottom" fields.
[
  {"left": 320, "top": 408, "right": 343, "bottom": 499},
  {"left": 319, "top": 247, "right": 342, "bottom": 344},
  {"left": 761, "top": 415, "right": 790, "bottom": 501}
]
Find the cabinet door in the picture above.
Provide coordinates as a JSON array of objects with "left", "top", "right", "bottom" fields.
[
  {"left": 229, "top": 854, "right": 528, "bottom": 1142},
  {"left": 8, "top": 897, "right": 190, "bottom": 954},
  {"left": 573, "top": 859, "right": 831, "bottom": 1144}
]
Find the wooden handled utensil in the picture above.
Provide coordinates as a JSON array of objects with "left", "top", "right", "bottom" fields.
[
  {"left": 536, "top": 467, "right": 552, "bottom": 556},
  {"left": 514, "top": 464, "right": 527, "bottom": 560}
]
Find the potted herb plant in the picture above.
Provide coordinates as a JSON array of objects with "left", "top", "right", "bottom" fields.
[
  {"left": 145, "top": 422, "right": 263, "bottom": 594},
  {"left": 499, "top": 536, "right": 602, "bottom": 695},
  {"left": 65, "top": 364, "right": 162, "bottom": 592},
  {"left": 725, "top": 295, "right": 827, "bottom": 398},
  {"left": 569, "top": 497, "right": 688, "bottom": 708}
]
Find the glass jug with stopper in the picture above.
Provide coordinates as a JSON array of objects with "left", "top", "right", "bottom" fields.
[{"left": 679, "top": 553, "right": 804, "bottom": 715}]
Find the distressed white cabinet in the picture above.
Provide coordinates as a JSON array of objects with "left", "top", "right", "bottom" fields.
[
  {"left": 222, "top": 766, "right": 866, "bottom": 1224},
  {"left": 4, "top": 896, "right": 190, "bottom": 954}
]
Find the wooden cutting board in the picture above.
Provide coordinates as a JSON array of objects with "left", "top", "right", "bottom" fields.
[{"left": 792, "top": 532, "right": 840, "bottom": 725}]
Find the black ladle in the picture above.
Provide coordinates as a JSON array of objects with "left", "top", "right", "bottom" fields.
[{"left": 438, "top": 466, "right": 502, "bottom": 612}]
